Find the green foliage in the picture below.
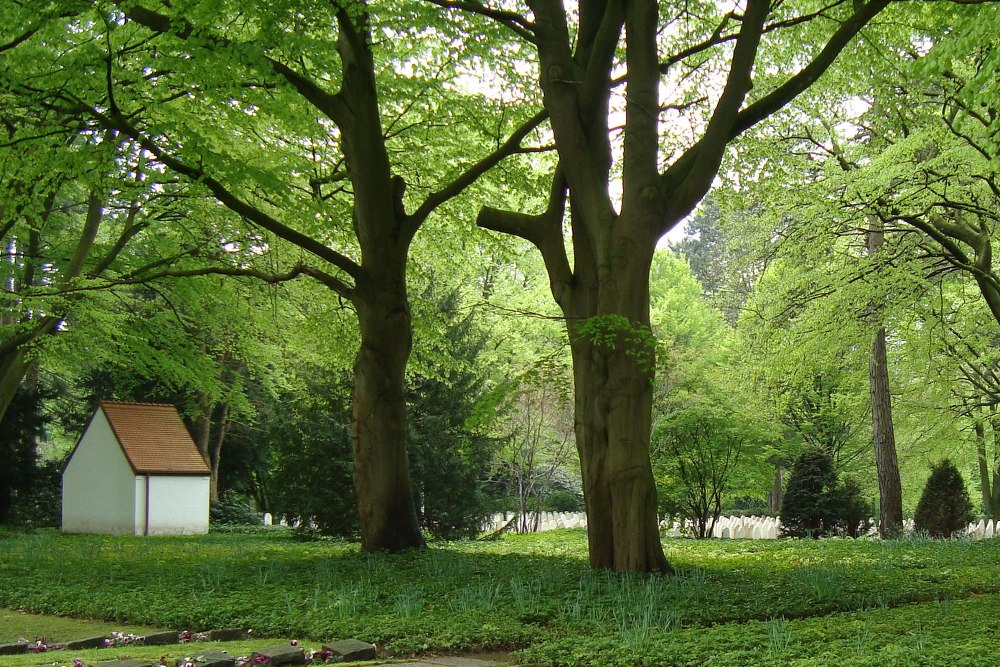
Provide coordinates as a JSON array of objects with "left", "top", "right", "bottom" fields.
[
  {"left": 573, "top": 315, "right": 658, "bottom": 371},
  {"left": 653, "top": 395, "right": 758, "bottom": 538},
  {"left": 407, "top": 285, "right": 497, "bottom": 540},
  {"left": 914, "top": 459, "right": 975, "bottom": 538},
  {"left": 6, "top": 460, "right": 62, "bottom": 530},
  {"left": 780, "top": 448, "right": 842, "bottom": 538},
  {"left": 0, "top": 386, "right": 57, "bottom": 526},
  {"left": 838, "top": 476, "right": 873, "bottom": 539},
  {"left": 4, "top": 532, "right": 1000, "bottom": 666},
  {"left": 539, "top": 490, "right": 585, "bottom": 513},
  {"left": 261, "top": 377, "right": 358, "bottom": 538},
  {"left": 209, "top": 494, "right": 261, "bottom": 528},
  {"left": 649, "top": 250, "right": 774, "bottom": 531}
]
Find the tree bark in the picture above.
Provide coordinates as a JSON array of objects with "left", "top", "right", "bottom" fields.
[
  {"left": 0, "top": 192, "right": 105, "bottom": 424},
  {"left": 560, "top": 217, "right": 668, "bottom": 572},
  {"left": 352, "top": 276, "right": 425, "bottom": 552},
  {"left": 869, "top": 327, "right": 903, "bottom": 537},
  {"left": 866, "top": 221, "right": 903, "bottom": 538}
]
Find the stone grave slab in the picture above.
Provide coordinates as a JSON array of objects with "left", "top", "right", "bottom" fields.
[
  {"left": 251, "top": 644, "right": 306, "bottom": 665},
  {"left": 206, "top": 628, "right": 248, "bottom": 642},
  {"left": 175, "top": 650, "right": 236, "bottom": 667},
  {"left": 143, "top": 631, "right": 181, "bottom": 645},
  {"left": 0, "top": 642, "right": 28, "bottom": 655},
  {"left": 424, "top": 658, "right": 496, "bottom": 667},
  {"left": 67, "top": 635, "right": 111, "bottom": 650},
  {"left": 324, "top": 638, "right": 376, "bottom": 662}
]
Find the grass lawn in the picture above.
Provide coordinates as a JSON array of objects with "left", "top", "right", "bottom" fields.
[{"left": 2, "top": 528, "right": 1000, "bottom": 666}]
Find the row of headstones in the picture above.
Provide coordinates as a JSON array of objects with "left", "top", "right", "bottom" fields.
[
  {"left": 709, "top": 516, "right": 780, "bottom": 540},
  {"left": 0, "top": 630, "right": 375, "bottom": 667},
  {"left": 485, "top": 512, "right": 1000, "bottom": 539},
  {"left": 484, "top": 512, "right": 588, "bottom": 532}
]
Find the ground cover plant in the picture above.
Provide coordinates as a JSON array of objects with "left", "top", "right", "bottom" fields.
[{"left": 4, "top": 529, "right": 1000, "bottom": 666}]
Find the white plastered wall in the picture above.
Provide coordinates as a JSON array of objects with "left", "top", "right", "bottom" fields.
[
  {"left": 145, "top": 475, "right": 210, "bottom": 535},
  {"left": 61, "top": 409, "right": 137, "bottom": 534}
]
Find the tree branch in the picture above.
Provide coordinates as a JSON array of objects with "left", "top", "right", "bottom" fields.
[
  {"left": 82, "top": 102, "right": 362, "bottom": 282},
  {"left": 420, "top": 0, "right": 536, "bottom": 42},
  {"left": 410, "top": 109, "right": 548, "bottom": 226}
]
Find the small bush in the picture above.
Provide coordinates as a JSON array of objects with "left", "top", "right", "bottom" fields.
[
  {"left": 210, "top": 495, "right": 261, "bottom": 527},
  {"left": 837, "top": 476, "right": 872, "bottom": 538},
  {"left": 914, "top": 459, "right": 974, "bottom": 538},
  {"left": 780, "top": 448, "right": 840, "bottom": 538}
]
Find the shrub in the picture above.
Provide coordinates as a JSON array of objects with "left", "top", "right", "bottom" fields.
[
  {"left": 837, "top": 476, "right": 872, "bottom": 538},
  {"left": 780, "top": 448, "right": 841, "bottom": 538},
  {"left": 914, "top": 459, "right": 974, "bottom": 538},
  {"left": 210, "top": 494, "right": 261, "bottom": 527}
]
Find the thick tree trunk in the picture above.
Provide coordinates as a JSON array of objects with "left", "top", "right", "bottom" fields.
[
  {"left": 0, "top": 318, "right": 58, "bottom": 424},
  {"left": 564, "top": 234, "right": 669, "bottom": 572},
  {"left": 0, "top": 351, "right": 31, "bottom": 427},
  {"left": 869, "top": 327, "right": 903, "bottom": 537},
  {"left": 352, "top": 281, "right": 425, "bottom": 552}
]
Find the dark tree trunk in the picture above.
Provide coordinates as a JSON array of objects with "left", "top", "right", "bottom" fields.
[
  {"left": 560, "top": 221, "right": 668, "bottom": 572},
  {"left": 209, "top": 402, "right": 229, "bottom": 502},
  {"left": 570, "top": 331, "right": 668, "bottom": 571},
  {"left": 351, "top": 275, "right": 424, "bottom": 552}
]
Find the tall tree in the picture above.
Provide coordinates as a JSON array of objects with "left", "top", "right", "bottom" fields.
[
  {"left": 866, "top": 223, "right": 903, "bottom": 536},
  {"left": 1, "top": 2, "right": 544, "bottom": 551},
  {"left": 461, "top": 0, "right": 929, "bottom": 570}
]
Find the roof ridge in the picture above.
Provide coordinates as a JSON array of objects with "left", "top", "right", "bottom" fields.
[{"left": 100, "top": 400, "right": 178, "bottom": 408}]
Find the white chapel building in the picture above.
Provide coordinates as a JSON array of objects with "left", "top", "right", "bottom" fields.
[{"left": 62, "top": 401, "right": 211, "bottom": 535}]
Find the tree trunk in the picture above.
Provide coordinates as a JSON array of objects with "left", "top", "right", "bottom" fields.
[
  {"left": 209, "top": 402, "right": 229, "bottom": 502},
  {"left": 352, "top": 280, "right": 425, "bottom": 552},
  {"left": 974, "top": 419, "right": 993, "bottom": 517},
  {"left": 866, "top": 223, "right": 902, "bottom": 538},
  {"left": 991, "top": 413, "right": 1000, "bottom": 520},
  {"left": 768, "top": 466, "right": 783, "bottom": 512},
  {"left": 0, "top": 319, "right": 59, "bottom": 424},
  {"left": 0, "top": 192, "right": 104, "bottom": 424},
  {"left": 869, "top": 326, "right": 903, "bottom": 537},
  {"left": 565, "top": 234, "right": 669, "bottom": 572}
]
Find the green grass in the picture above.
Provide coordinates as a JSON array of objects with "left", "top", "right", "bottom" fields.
[
  {"left": 2, "top": 529, "right": 1000, "bottom": 665},
  {"left": 0, "top": 608, "right": 162, "bottom": 644}
]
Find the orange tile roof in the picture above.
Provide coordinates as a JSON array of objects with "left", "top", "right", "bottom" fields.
[{"left": 100, "top": 401, "right": 211, "bottom": 475}]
